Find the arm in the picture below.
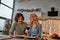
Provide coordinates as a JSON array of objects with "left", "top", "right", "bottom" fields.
[
  {"left": 24, "top": 22, "right": 31, "bottom": 36},
  {"left": 37, "top": 24, "right": 42, "bottom": 37},
  {"left": 9, "top": 23, "right": 16, "bottom": 38},
  {"left": 28, "top": 27, "right": 31, "bottom": 36}
]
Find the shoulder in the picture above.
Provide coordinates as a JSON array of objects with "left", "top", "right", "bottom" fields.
[
  {"left": 23, "top": 22, "right": 27, "bottom": 24},
  {"left": 38, "top": 23, "right": 42, "bottom": 26},
  {"left": 23, "top": 22, "right": 27, "bottom": 27},
  {"left": 37, "top": 24, "right": 42, "bottom": 28},
  {"left": 12, "top": 22, "right": 18, "bottom": 26}
]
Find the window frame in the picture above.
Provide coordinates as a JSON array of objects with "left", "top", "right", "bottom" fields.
[{"left": 0, "top": 0, "right": 15, "bottom": 31}]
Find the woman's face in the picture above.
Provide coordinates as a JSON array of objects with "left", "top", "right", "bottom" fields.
[
  {"left": 30, "top": 17, "right": 33, "bottom": 23},
  {"left": 33, "top": 20, "right": 37, "bottom": 25},
  {"left": 18, "top": 16, "right": 23, "bottom": 23}
]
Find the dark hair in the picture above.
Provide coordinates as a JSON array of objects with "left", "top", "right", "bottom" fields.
[{"left": 14, "top": 13, "right": 24, "bottom": 22}]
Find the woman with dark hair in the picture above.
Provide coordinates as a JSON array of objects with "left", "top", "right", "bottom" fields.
[
  {"left": 14, "top": 13, "right": 24, "bottom": 22},
  {"left": 9, "top": 13, "right": 27, "bottom": 38}
]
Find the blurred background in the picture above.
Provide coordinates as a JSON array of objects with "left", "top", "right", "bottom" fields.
[{"left": 0, "top": 0, "right": 60, "bottom": 38}]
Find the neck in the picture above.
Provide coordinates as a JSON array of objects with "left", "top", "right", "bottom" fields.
[{"left": 18, "top": 22, "right": 23, "bottom": 24}]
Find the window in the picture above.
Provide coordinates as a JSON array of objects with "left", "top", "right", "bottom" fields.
[
  {"left": 1, "top": 0, "right": 13, "bottom": 8},
  {"left": 0, "top": 5, "right": 12, "bottom": 19},
  {"left": 0, "top": 19, "right": 6, "bottom": 31},
  {"left": 0, "top": 0, "right": 14, "bottom": 31}
]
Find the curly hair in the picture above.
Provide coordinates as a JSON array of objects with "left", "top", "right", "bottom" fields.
[
  {"left": 29, "top": 13, "right": 38, "bottom": 26},
  {"left": 30, "top": 12, "right": 38, "bottom": 20},
  {"left": 14, "top": 13, "right": 24, "bottom": 22}
]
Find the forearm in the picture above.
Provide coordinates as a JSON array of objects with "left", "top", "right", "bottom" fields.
[{"left": 9, "top": 33, "right": 15, "bottom": 38}]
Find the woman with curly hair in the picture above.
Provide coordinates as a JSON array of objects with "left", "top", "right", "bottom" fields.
[{"left": 27, "top": 13, "right": 42, "bottom": 40}]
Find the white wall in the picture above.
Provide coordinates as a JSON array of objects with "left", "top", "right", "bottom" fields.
[{"left": 13, "top": 0, "right": 60, "bottom": 22}]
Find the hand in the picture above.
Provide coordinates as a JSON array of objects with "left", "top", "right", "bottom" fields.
[
  {"left": 25, "top": 29, "right": 29, "bottom": 34},
  {"left": 35, "top": 36, "right": 40, "bottom": 40},
  {"left": 13, "top": 35, "right": 18, "bottom": 38},
  {"left": 22, "top": 35, "right": 27, "bottom": 38},
  {"left": 35, "top": 35, "right": 39, "bottom": 38},
  {"left": 9, "top": 33, "right": 18, "bottom": 38},
  {"left": 9, "top": 35, "right": 16, "bottom": 38}
]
